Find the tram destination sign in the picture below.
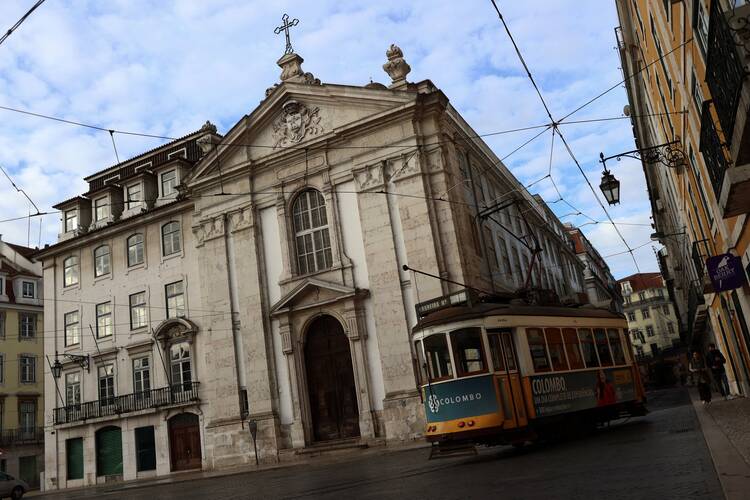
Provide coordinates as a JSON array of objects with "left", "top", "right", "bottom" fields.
[
  {"left": 423, "top": 374, "right": 499, "bottom": 423},
  {"left": 529, "top": 368, "right": 636, "bottom": 418}
]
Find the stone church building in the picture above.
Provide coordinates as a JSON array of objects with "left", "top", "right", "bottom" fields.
[{"left": 38, "top": 43, "right": 586, "bottom": 489}]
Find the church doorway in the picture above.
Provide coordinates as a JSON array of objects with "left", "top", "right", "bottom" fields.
[{"left": 304, "top": 315, "right": 360, "bottom": 442}]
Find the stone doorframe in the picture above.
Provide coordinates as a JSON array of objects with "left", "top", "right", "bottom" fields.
[{"left": 270, "top": 279, "right": 376, "bottom": 448}]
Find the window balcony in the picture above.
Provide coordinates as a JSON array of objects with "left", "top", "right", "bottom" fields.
[
  {"left": 53, "top": 382, "right": 200, "bottom": 426},
  {"left": 0, "top": 427, "right": 44, "bottom": 446},
  {"left": 704, "top": 1, "right": 750, "bottom": 217}
]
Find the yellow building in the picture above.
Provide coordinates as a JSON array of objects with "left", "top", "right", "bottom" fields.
[
  {"left": 0, "top": 238, "right": 44, "bottom": 488},
  {"left": 614, "top": 0, "right": 750, "bottom": 395}
]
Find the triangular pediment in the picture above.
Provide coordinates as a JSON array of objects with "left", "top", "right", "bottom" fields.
[
  {"left": 188, "top": 81, "right": 418, "bottom": 184},
  {"left": 270, "top": 278, "right": 359, "bottom": 315}
]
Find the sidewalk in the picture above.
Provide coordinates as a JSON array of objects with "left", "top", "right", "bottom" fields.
[{"left": 691, "top": 390, "right": 750, "bottom": 500}]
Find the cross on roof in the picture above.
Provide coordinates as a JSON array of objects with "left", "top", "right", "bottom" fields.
[{"left": 274, "top": 13, "right": 299, "bottom": 55}]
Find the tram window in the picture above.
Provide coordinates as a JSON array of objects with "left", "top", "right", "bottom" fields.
[
  {"left": 502, "top": 333, "right": 517, "bottom": 371},
  {"left": 607, "top": 328, "right": 626, "bottom": 365},
  {"left": 594, "top": 328, "right": 614, "bottom": 366},
  {"left": 562, "top": 328, "right": 585, "bottom": 370},
  {"left": 488, "top": 333, "right": 505, "bottom": 371},
  {"left": 527, "top": 328, "right": 551, "bottom": 373},
  {"left": 424, "top": 334, "right": 454, "bottom": 381},
  {"left": 578, "top": 328, "right": 600, "bottom": 368},
  {"left": 544, "top": 328, "right": 569, "bottom": 371},
  {"left": 451, "top": 328, "right": 487, "bottom": 376},
  {"left": 414, "top": 340, "right": 428, "bottom": 383}
]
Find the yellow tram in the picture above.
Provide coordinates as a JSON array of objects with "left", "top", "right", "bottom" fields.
[{"left": 412, "top": 291, "right": 647, "bottom": 450}]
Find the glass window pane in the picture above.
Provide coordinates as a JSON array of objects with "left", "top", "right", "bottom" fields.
[
  {"left": 423, "top": 333, "right": 453, "bottom": 381},
  {"left": 578, "top": 328, "right": 600, "bottom": 368},
  {"left": 414, "top": 340, "right": 427, "bottom": 384},
  {"left": 451, "top": 328, "right": 486, "bottom": 376},
  {"left": 527, "top": 328, "right": 550, "bottom": 372},
  {"left": 563, "top": 328, "right": 584, "bottom": 370},
  {"left": 607, "top": 328, "right": 626, "bottom": 365},
  {"left": 488, "top": 333, "right": 505, "bottom": 371},
  {"left": 594, "top": 328, "right": 613, "bottom": 366},
  {"left": 544, "top": 328, "right": 569, "bottom": 371}
]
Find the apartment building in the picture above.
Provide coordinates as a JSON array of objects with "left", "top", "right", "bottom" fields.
[
  {"left": 0, "top": 238, "right": 44, "bottom": 488},
  {"left": 614, "top": 0, "right": 750, "bottom": 395}
]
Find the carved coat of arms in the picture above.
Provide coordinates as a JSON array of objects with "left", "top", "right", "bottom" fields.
[{"left": 272, "top": 100, "right": 322, "bottom": 148}]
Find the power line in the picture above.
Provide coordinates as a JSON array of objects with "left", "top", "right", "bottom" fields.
[
  {"left": 0, "top": 164, "right": 41, "bottom": 214},
  {"left": 558, "top": 37, "right": 693, "bottom": 123},
  {"left": 0, "top": 0, "right": 46, "bottom": 47}
]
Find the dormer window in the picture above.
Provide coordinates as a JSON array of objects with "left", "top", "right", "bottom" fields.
[
  {"left": 65, "top": 210, "right": 78, "bottom": 232},
  {"left": 21, "top": 281, "right": 35, "bottom": 298},
  {"left": 161, "top": 170, "right": 177, "bottom": 198},
  {"left": 94, "top": 197, "right": 109, "bottom": 221},
  {"left": 126, "top": 183, "right": 142, "bottom": 210}
]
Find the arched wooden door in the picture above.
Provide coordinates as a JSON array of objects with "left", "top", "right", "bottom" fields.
[
  {"left": 168, "top": 413, "right": 202, "bottom": 471},
  {"left": 305, "top": 315, "right": 360, "bottom": 442}
]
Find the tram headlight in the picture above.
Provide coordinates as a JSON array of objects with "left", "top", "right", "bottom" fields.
[
  {"left": 457, "top": 421, "right": 466, "bottom": 428},
  {"left": 467, "top": 420, "right": 475, "bottom": 427}
]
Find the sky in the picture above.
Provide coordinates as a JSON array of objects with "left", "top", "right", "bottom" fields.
[{"left": 0, "top": 0, "right": 660, "bottom": 279}]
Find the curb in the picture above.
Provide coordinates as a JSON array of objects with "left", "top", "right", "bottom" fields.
[{"left": 690, "top": 389, "right": 750, "bottom": 500}]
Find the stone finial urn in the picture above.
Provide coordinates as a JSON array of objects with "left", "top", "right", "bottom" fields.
[{"left": 382, "top": 44, "right": 411, "bottom": 88}]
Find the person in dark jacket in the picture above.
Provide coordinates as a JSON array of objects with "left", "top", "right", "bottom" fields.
[
  {"left": 689, "top": 351, "right": 711, "bottom": 405},
  {"left": 706, "top": 343, "right": 732, "bottom": 400}
]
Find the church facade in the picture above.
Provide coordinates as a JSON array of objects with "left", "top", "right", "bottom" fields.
[{"left": 38, "top": 44, "right": 586, "bottom": 489}]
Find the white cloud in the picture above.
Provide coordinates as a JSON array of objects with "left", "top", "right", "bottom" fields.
[{"left": 0, "top": 0, "right": 657, "bottom": 277}]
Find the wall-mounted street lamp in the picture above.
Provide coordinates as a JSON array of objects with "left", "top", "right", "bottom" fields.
[
  {"left": 650, "top": 230, "right": 686, "bottom": 241},
  {"left": 598, "top": 140, "right": 686, "bottom": 205},
  {"left": 51, "top": 351, "right": 90, "bottom": 378}
]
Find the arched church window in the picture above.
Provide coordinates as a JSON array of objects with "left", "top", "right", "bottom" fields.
[{"left": 292, "top": 189, "right": 332, "bottom": 274}]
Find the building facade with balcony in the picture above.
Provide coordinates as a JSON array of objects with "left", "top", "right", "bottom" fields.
[
  {"left": 614, "top": 0, "right": 750, "bottom": 395},
  {"left": 564, "top": 224, "right": 624, "bottom": 312},
  {"left": 0, "top": 239, "right": 44, "bottom": 488},
  {"left": 619, "top": 272, "right": 681, "bottom": 358},
  {"left": 36, "top": 127, "right": 213, "bottom": 489},
  {"left": 36, "top": 44, "right": 590, "bottom": 491}
]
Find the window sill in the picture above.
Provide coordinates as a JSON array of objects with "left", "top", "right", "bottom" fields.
[
  {"left": 279, "top": 264, "right": 346, "bottom": 287},
  {"left": 126, "top": 262, "right": 147, "bottom": 275},
  {"left": 160, "top": 250, "right": 184, "bottom": 265},
  {"left": 93, "top": 273, "right": 113, "bottom": 284}
]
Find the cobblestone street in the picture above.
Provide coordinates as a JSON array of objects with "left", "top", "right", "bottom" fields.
[
  {"left": 704, "top": 394, "right": 750, "bottom": 466},
  {"left": 36, "top": 388, "right": 722, "bottom": 500}
]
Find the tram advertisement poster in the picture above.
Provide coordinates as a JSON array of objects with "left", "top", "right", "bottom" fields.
[
  {"left": 529, "top": 368, "right": 635, "bottom": 417},
  {"left": 423, "top": 375, "right": 499, "bottom": 423}
]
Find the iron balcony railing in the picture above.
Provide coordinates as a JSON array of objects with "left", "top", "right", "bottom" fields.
[
  {"left": 691, "top": 240, "right": 707, "bottom": 281},
  {"left": 53, "top": 382, "right": 200, "bottom": 425},
  {"left": 705, "top": 0, "right": 747, "bottom": 145},
  {"left": 0, "top": 427, "right": 44, "bottom": 446},
  {"left": 700, "top": 100, "right": 730, "bottom": 198}
]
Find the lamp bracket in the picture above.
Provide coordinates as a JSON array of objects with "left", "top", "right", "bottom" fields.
[
  {"left": 599, "top": 140, "right": 685, "bottom": 170},
  {"left": 63, "top": 353, "right": 91, "bottom": 372}
]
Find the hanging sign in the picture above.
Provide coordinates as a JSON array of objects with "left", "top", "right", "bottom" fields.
[{"left": 706, "top": 253, "right": 747, "bottom": 292}]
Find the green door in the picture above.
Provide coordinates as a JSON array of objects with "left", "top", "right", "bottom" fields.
[
  {"left": 18, "top": 456, "right": 36, "bottom": 487},
  {"left": 66, "top": 438, "right": 84, "bottom": 480},
  {"left": 95, "top": 427, "right": 123, "bottom": 477}
]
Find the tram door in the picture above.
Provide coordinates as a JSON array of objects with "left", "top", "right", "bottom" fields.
[{"left": 488, "top": 329, "right": 528, "bottom": 429}]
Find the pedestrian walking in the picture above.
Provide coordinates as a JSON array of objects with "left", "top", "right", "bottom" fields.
[
  {"left": 706, "top": 343, "right": 732, "bottom": 400},
  {"left": 689, "top": 351, "right": 711, "bottom": 405}
]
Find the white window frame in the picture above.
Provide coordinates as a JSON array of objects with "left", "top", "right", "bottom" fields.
[
  {"left": 165, "top": 281, "right": 185, "bottom": 319},
  {"left": 161, "top": 170, "right": 177, "bottom": 198},
  {"left": 63, "top": 256, "right": 79, "bottom": 287},
  {"left": 65, "top": 371, "right": 81, "bottom": 406},
  {"left": 94, "top": 196, "right": 109, "bottom": 221},
  {"left": 64, "top": 310, "right": 80, "bottom": 347},
  {"left": 126, "top": 183, "right": 142, "bottom": 210},
  {"left": 98, "top": 364, "right": 116, "bottom": 403},
  {"left": 94, "top": 245, "right": 111, "bottom": 277},
  {"left": 161, "top": 221, "right": 182, "bottom": 257},
  {"left": 129, "top": 291, "right": 147, "bottom": 330},
  {"left": 96, "top": 302, "right": 113, "bottom": 339},
  {"left": 65, "top": 209, "right": 78, "bottom": 232},
  {"left": 292, "top": 190, "right": 333, "bottom": 275},
  {"left": 127, "top": 234, "right": 145, "bottom": 267},
  {"left": 19, "top": 355, "right": 36, "bottom": 383},
  {"left": 133, "top": 357, "right": 151, "bottom": 394},
  {"left": 21, "top": 281, "right": 35, "bottom": 298}
]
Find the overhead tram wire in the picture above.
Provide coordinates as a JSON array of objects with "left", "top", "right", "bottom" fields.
[
  {"left": 0, "top": 0, "right": 46, "bottom": 47},
  {"left": 487, "top": 0, "right": 643, "bottom": 272}
]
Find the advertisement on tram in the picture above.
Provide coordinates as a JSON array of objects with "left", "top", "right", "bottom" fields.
[{"left": 529, "top": 368, "right": 636, "bottom": 417}]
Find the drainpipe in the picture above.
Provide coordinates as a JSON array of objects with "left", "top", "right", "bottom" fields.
[{"left": 223, "top": 213, "right": 249, "bottom": 419}]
